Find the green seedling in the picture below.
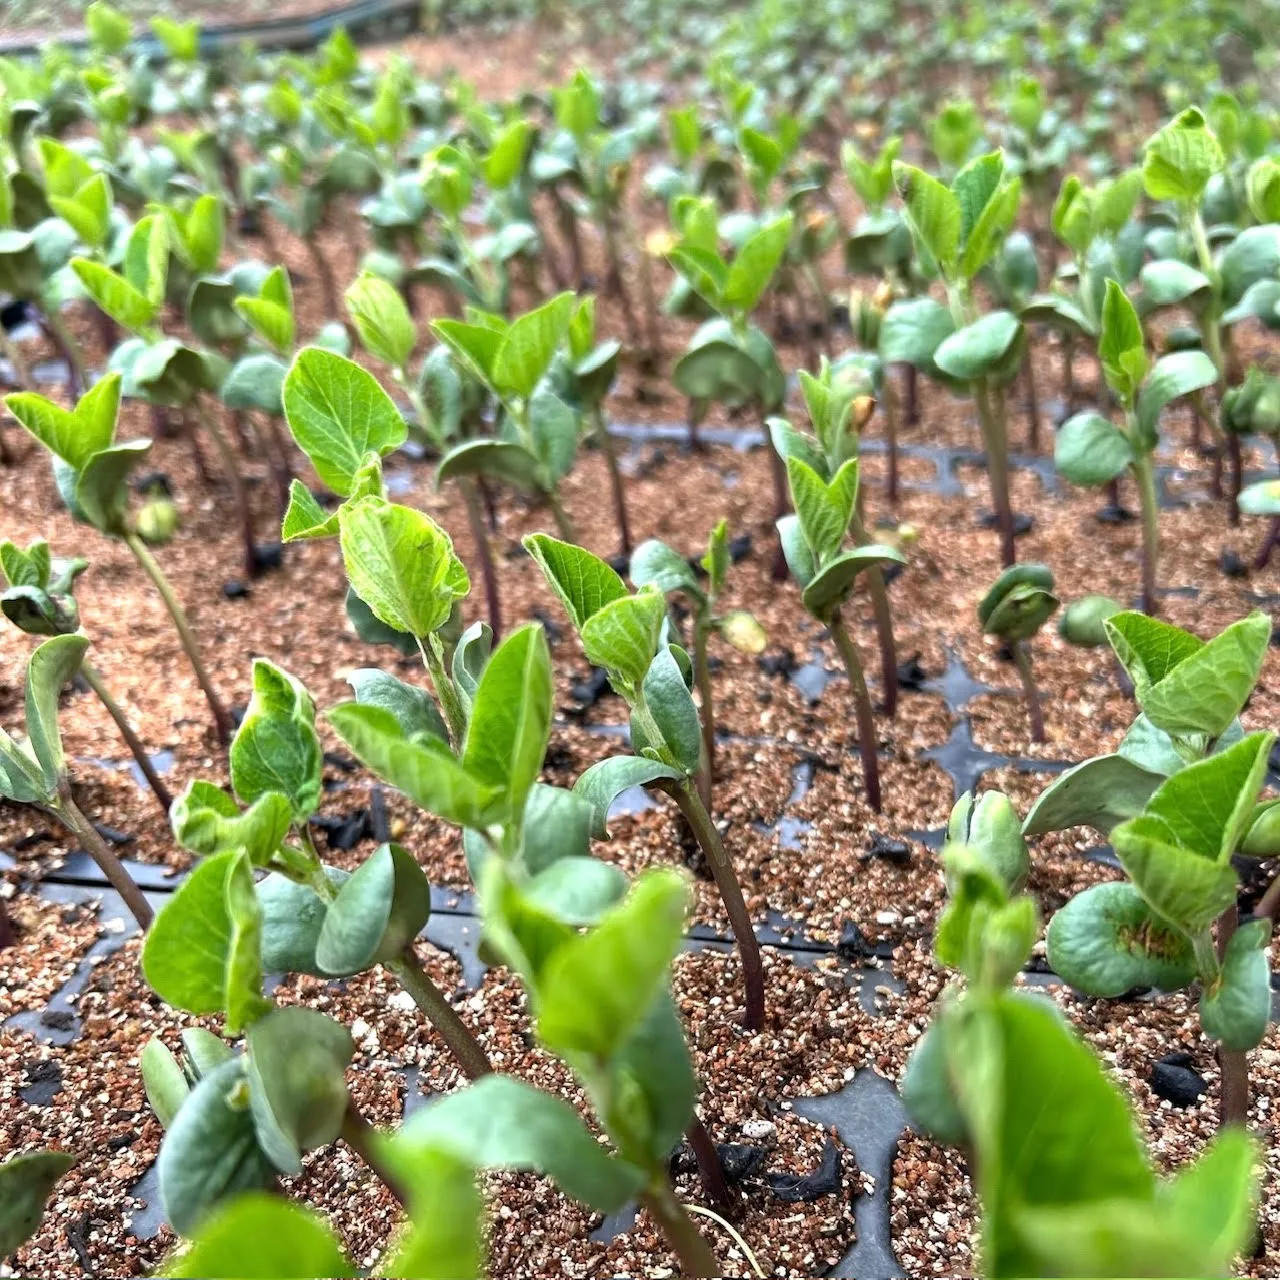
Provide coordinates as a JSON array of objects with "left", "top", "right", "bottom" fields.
[
  {"left": 902, "top": 799, "right": 1260, "bottom": 1278},
  {"left": 631, "top": 520, "right": 766, "bottom": 804},
  {"left": 432, "top": 291, "right": 582, "bottom": 542},
  {"left": 1056, "top": 281, "right": 1217, "bottom": 613},
  {"left": 525, "top": 531, "right": 766, "bottom": 1030},
  {"left": 666, "top": 207, "right": 793, "bottom": 574},
  {"left": 977, "top": 564, "right": 1059, "bottom": 743},
  {"left": 344, "top": 270, "right": 504, "bottom": 639},
  {"left": 0, "top": 537, "right": 172, "bottom": 813},
  {"left": 1023, "top": 609, "right": 1275, "bottom": 1127},
  {"left": 0, "top": 634, "right": 153, "bottom": 928},
  {"left": 773, "top": 450, "right": 906, "bottom": 811},
  {"left": 770, "top": 357, "right": 901, "bottom": 718},
  {"left": 888, "top": 151, "right": 1024, "bottom": 564},
  {"left": 4, "top": 375, "right": 232, "bottom": 745}
]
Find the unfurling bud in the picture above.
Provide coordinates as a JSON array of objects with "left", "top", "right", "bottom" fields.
[
  {"left": 716, "top": 610, "right": 768, "bottom": 654},
  {"left": 852, "top": 394, "right": 876, "bottom": 429},
  {"left": 135, "top": 496, "right": 179, "bottom": 545},
  {"left": 947, "top": 790, "right": 1029, "bottom": 894}
]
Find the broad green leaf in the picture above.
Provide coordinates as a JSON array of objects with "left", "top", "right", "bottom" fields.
[
  {"left": 1046, "top": 882, "right": 1196, "bottom": 997},
  {"left": 374, "top": 1149, "right": 484, "bottom": 1279},
  {"left": 142, "top": 851, "right": 261, "bottom": 1020},
  {"left": 1104, "top": 612, "right": 1205, "bottom": 697},
  {"left": 164, "top": 1193, "right": 355, "bottom": 1279},
  {"left": 572, "top": 754, "right": 684, "bottom": 838},
  {"left": 123, "top": 214, "right": 169, "bottom": 312},
  {"left": 181, "top": 195, "right": 224, "bottom": 276},
  {"left": 1098, "top": 279, "right": 1147, "bottom": 400},
  {"left": 85, "top": 0, "right": 132, "bottom": 53},
  {"left": 76, "top": 442, "right": 151, "bottom": 532},
  {"left": 961, "top": 993, "right": 1155, "bottom": 1276},
  {"left": 1156, "top": 1129, "right": 1259, "bottom": 1274},
  {"left": 70, "top": 258, "right": 154, "bottom": 330},
  {"left": 493, "top": 293, "right": 574, "bottom": 400},
  {"left": 257, "top": 871, "right": 341, "bottom": 976},
  {"left": 638, "top": 646, "right": 701, "bottom": 775},
  {"left": 580, "top": 588, "right": 666, "bottom": 690},
  {"left": 535, "top": 868, "right": 689, "bottom": 1059},
  {"left": 801, "top": 545, "right": 906, "bottom": 619},
  {"left": 1141, "top": 731, "right": 1274, "bottom": 860},
  {"left": 777, "top": 513, "right": 816, "bottom": 589},
  {"left": 382, "top": 1074, "right": 644, "bottom": 1214},
  {"left": 959, "top": 174, "right": 1021, "bottom": 278},
  {"left": 1112, "top": 817, "right": 1239, "bottom": 934},
  {"left": 25, "top": 632, "right": 88, "bottom": 789},
  {"left": 1143, "top": 108, "right": 1225, "bottom": 204},
  {"left": 933, "top": 310, "right": 1022, "bottom": 381},
  {"left": 347, "top": 669, "right": 447, "bottom": 744},
  {"left": 1055, "top": 412, "right": 1134, "bottom": 486},
  {"left": 49, "top": 173, "right": 111, "bottom": 250},
  {"left": 723, "top": 212, "right": 794, "bottom": 313},
  {"left": 220, "top": 354, "right": 287, "bottom": 417},
  {"left": 246, "top": 1008, "right": 353, "bottom": 1174},
  {"left": 527, "top": 386, "right": 578, "bottom": 483},
  {"left": 315, "top": 842, "right": 431, "bottom": 975},
  {"left": 345, "top": 273, "right": 416, "bottom": 370},
  {"left": 630, "top": 539, "right": 703, "bottom": 601},
  {"left": 668, "top": 243, "right": 728, "bottom": 312},
  {"left": 524, "top": 855, "right": 628, "bottom": 925},
  {"left": 1200, "top": 918, "right": 1271, "bottom": 1050},
  {"left": 1140, "top": 611, "right": 1270, "bottom": 738},
  {"left": 787, "top": 455, "right": 858, "bottom": 564},
  {"left": 437, "top": 439, "right": 541, "bottom": 492},
  {"left": 229, "top": 660, "right": 323, "bottom": 822},
  {"left": 902, "top": 1022, "right": 968, "bottom": 1145},
  {"left": 483, "top": 118, "right": 533, "bottom": 189},
  {"left": 893, "top": 162, "right": 961, "bottom": 274},
  {"left": 1138, "top": 259, "right": 1213, "bottom": 317},
  {"left": 338, "top": 498, "right": 467, "bottom": 640},
  {"left": 157, "top": 1058, "right": 275, "bottom": 1237},
  {"left": 280, "top": 482, "right": 339, "bottom": 542},
  {"left": 878, "top": 297, "right": 955, "bottom": 367},
  {"left": 523, "top": 533, "right": 629, "bottom": 631},
  {"left": 171, "top": 781, "right": 292, "bottom": 866},
  {"left": 1134, "top": 351, "right": 1220, "bottom": 450},
  {"left": 0, "top": 1150, "right": 76, "bottom": 1258},
  {"left": 1022, "top": 754, "right": 1165, "bottom": 837},
  {"left": 431, "top": 320, "right": 504, "bottom": 389},
  {"left": 283, "top": 349, "right": 406, "bottom": 496},
  {"left": 235, "top": 268, "right": 294, "bottom": 354},
  {"left": 328, "top": 704, "right": 503, "bottom": 829},
  {"left": 462, "top": 624, "right": 553, "bottom": 825}
]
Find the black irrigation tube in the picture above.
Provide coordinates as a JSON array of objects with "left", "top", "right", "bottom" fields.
[{"left": 0, "top": 0, "right": 423, "bottom": 60}]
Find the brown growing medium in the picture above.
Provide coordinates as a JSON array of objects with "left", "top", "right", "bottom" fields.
[{"left": 1, "top": 22, "right": 1279, "bottom": 1279}]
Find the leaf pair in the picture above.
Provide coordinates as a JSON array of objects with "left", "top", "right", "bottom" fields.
[
  {"left": 6, "top": 374, "right": 151, "bottom": 536},
  {"left": 331, "top": 624, "right": 552, "bottom": 838},
  {"left": 0, "top": 537, "right": 87, "bottom": 636},
  {"left": 893, "top": 151, "right": 1021, "bottom": 283},
  {"left": 772, "top": 452, "right": 904, "bottom": 621},
  {"left": 72, "top": 213, "right": 168, "bottom": 333},
  {"left": 667, "top": 212, "right": 794, "bottom": 319}
]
